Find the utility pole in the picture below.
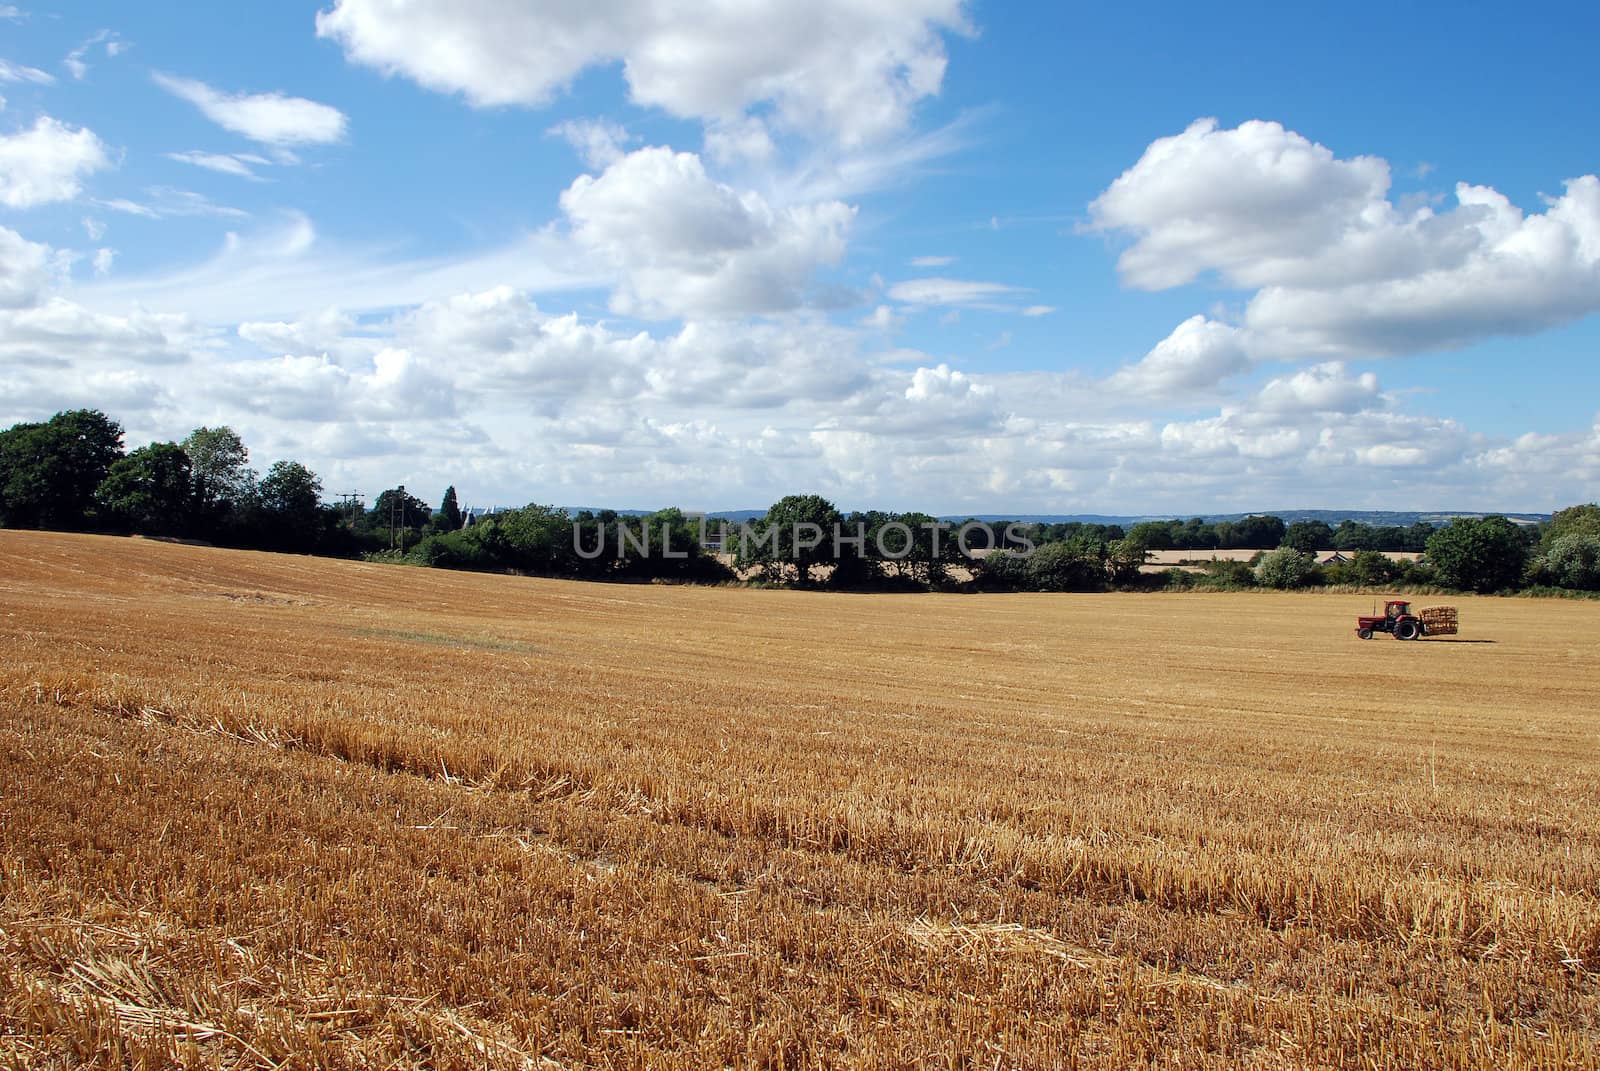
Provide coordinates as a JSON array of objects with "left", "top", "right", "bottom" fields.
[
  {"left": 391, "top": 484, "right": 408, "bottom": 553},
  {"left": 336, "top": 492, "right": 363, "bottom": 529}
]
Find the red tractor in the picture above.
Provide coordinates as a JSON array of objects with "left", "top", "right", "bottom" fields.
[{"left": 1355, "top": 599, "right": 1458, "bottom": 640}]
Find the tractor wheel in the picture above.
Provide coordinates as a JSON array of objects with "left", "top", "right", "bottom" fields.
[
  {"left": 1395, "top": 620, "right": 1420, "bottom": 641},
  {"left": 1358, "top": 628, "right": 1373, "bottom": 640}
]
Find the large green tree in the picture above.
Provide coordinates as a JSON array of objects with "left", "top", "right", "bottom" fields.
[
  {"left": 736, "top": 494, "right": 843, "bottom": 586},
  {"left": 256, "top": 460, "right": 326, "bottom": 551},
  {"left": 95, "top": 442, "right": 194, "bottom": 535},
  {"left": 437, "top": 485, "right": 464, "bottom": 531},
  {"left": 183, "top": 426, "right": 253, "bottom": 512},
  {"left": 0, "top": 409, "right": 124, "bottom": 529},
  {"left": 1425, "top": 516, "right": 1530, "bottom": 593}
]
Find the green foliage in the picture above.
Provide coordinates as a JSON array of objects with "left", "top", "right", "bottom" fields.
[
  {"left": 1164, "top": 568, "right": 1199, "bottom": 591},
  {"left": 409, "top": 529, "right": 493, "bottom": 570},
  {"left": 1542, "top": 504, "right": 1600, "bottom": 547},
  {"left": 1426, "top": 516, "right": 1530, "bottom": 593},
  {"left": 1026, "top": 538, "right": 1108, "bottom": 592},
  {"left": 1106, "top": 535, "right": 1150, "bottom": 586},
  {"left": 254, "top": 461, "right": 329, "bottom": 552},
  {"left": 0, "top": 409, "right": 124, "bottom": 529},
  {"left": 1329, "top": 520, "right": 1434, "bottom": 552},
  {"left": 1280, "top": 520, "right": 1333, "bottom": 554},
  {"left": 368, "top": 487, "right": 432, "bottom": 534},
  {"left": 1348, "top": 549, "right": 1401, "bottom": 586},
  {"left": 258, "top": 461, "right": 322, "bottom": 516},
  {"left": 1235, "top": 515, "right": 1287, "bottom": 549},
  {"left": 1320, "top": 548, "right": 1403, "bottom": 587},
  {"left": 1534, "top": 534, "right": 1600, "bottom": 591},
  {"left": 733, "top": 494, "right": 843, "bottom": 586},
  {"left": 1125, "top": 520, "right": 1176, "bottom": 551},
  {"left": 438, "top": 485, "right": 463, "bottom": 532},
  {"left": 183, "top": 426, "right": 252, "bottom": 513},
  {"left": 1254, "top": 548, "right": 1318, "bottom": 589},
  {"left": 1196, "top": 558, "right": 1257, "bottom": 590},
  {"left": 823, "top": 552, "right": 886, "bottom": 590},
  {"left": 95, "top": 442, "right": 194, "bottom": 535}
]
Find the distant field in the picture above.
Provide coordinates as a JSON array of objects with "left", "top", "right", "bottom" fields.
[
  {"left": 1140, "top": 548, "right": 1425, "bottom": 572},
  {"left": 2, "top": 531, "right": 1598, "bottom": 1068}
]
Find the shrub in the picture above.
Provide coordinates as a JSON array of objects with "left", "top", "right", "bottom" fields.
[
  {"left": 1254, "top": 548, "right": 1318, "bottom": 589},
  {"left": 409, "top": 530, "right": 494, "bottom": 570},
  {"left": 974, "top": 551, "right": 1030, "bottom": 591},
  {"left": 1026, "top": 539, "right": 1107, "bottom": 592}
]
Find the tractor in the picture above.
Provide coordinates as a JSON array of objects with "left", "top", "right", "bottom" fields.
[{"left": 1355, "top": 599, "right": 1458, "bottom": 640}]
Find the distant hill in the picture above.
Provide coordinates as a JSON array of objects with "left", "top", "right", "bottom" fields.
[
  {"left": 944, "top": 510, "right": 1551, "bottom": 527},
  {"left": 465, "top": 506, "right": 1551, "bottom": 527}
]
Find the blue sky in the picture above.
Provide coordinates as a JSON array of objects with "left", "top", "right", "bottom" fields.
[{"left": 2, "top": 1, "right": 1598, "bottom": 514}]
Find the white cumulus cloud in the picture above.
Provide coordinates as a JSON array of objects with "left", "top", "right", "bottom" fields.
[
  {"left": 1095, "top": 118, "right": 1600, "bottom": 383},
  {"left": 0, "top": 116, "right": 110, "bottom": 207},
  {"left": 316, "top": 0, "right": 969, "bottom": 147},
  {"left": 0, "top": 224, "right": 53, "bottom": 307},
  {"left": 560, "top": 145, "right": 854, "bottom": 319}
]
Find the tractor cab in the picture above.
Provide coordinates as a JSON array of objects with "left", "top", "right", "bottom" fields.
[{"left": 1383, "top": 600, "right": 1410, "bottom": 620}]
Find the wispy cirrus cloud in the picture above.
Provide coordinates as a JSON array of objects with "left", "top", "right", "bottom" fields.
[
  {"left": 0, "top": 58, "right": 53, "bottom": 85},
  {"left": 166, "top": 150, "right": 271, "bottom": 180},
  {"left": 153, "top": 72, "right": 347, "bottom": 147}
]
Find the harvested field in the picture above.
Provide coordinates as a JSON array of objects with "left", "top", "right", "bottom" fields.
[{"left": 2, "top": 530, "right": 1599, "bottom": 1069}]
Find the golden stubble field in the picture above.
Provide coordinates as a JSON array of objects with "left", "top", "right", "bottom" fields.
[{"left": 1, "top": 531, "right": 1598, "bottom": 1069}]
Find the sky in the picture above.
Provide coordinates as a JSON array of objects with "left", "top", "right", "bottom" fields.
[{"left": 2, "top": 1, "right": 1598, "bottom": 516}]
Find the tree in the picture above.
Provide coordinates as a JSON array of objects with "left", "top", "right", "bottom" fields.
[
  {"left": 1235, "top": 514, "right": 1287, "bottom": 549},
  {"left": 1425, "top": 516, "right": 1529, "bottom": 593},
  {"left": 95, "top": 442, "right": 194, "bottom": 535},
  {"left": 1106, "top": 535, "right": 1150, "bottom": 586},
  {"left": 1126, "top": 520, "right": 1176, "bottom": 551},
  {"left": 1254, "top": 548, "right": 1318, "bottom": 589},
  {"left": 1027, "top": 538, "right": 1108, "bottom": 592},
  {"left": 737, "top": 494, "right": 843, "bottom": 586},
  {"left": 1280, "top": 520, "right": 1334, "bottom": 554},
  {"left": 437, "top": 485, "right": 463, "bottom": 532},
  {"left": 1544, "top": 504, "right": 1600, "bottom": 544},
  {"left": 1536, "top": 534, "right": 1600, "bottom": 591},
  {"left": 1332, "top": 520, "right": 1377, "bottom": 551},
  {"left": 484, "top": 502, "right": 572, "bottom": 573},
  {"left": 183, "top": 426, "right": 252, "bottom": 512},
  {"left": 0, "top": 410, "right": 124, "bottom": 530},
  {"left": 256, "top": 461, "right": 326, "bottom": 551},
  {"left": 876, "top": 511, "right": 961, "bottom": 585},
  {"left": 1346, "top": 549, "right": 1400, "bottom": 586}
]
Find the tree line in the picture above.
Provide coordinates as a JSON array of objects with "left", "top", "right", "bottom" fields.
[{"left": 2, "top": 409, "right": 1597, "bottom": 596}]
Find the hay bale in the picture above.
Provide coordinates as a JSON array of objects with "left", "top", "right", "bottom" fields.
[{"left": 1420, "top": 606, "right": 1459, "bottom": 635}]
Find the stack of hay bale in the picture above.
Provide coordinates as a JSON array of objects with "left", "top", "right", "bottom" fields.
[{"left": 1419, "top": 606, "right": 1459, "bottom": 635}]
